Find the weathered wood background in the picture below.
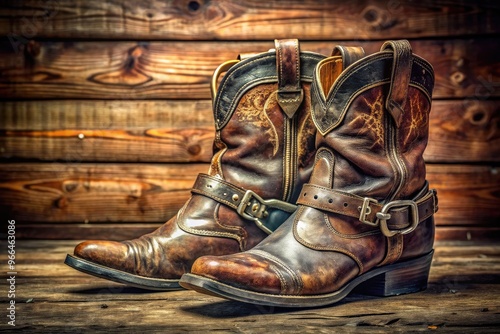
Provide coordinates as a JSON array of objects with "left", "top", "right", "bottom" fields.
[{"left": 0, "top": 0, "right": 499, "bottom": 241}]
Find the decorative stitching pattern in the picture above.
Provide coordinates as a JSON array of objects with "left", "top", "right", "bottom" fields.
[
  {"left": 235, "top": 87, "right": 279, "bottom": 156},
  {"left": 292, "top": 206, "right": 364, "bottom": 273},
  {"left": 404, "top": 93, "right": 428, "bottom": 146},
  {"left": 177, "top": 197, "right": 244, "bottom": 246},
  {"left": 353, "top": 90, "right": 385, "bottom": 149},
  {"left": 324, "top": 213, "right": 380, "bottom": 239},
  {"left": 248, "top": 248, "right": 304, "bottom": 295},
  {"left": 215, "top": 53, "right": 322, "bottom": 129},
  {"left": 269, "top": 264, "right": 288, "bottom": 294},
  {"left": 312, "top": 53, "right": 433, "bottom": 136}
]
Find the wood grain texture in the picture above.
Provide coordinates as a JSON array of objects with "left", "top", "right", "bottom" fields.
[
  {"left": 425, "top": 99, "right": 500, "bottom": 163},
  {"left": 0, "top": 38, "right": 498, "bottom": 100},
  {"left": 0, "top": 163, "right": 207, "bottom": 223},
  {"left": 427, "top": 165, "right": 500, "bottom": 227},
  {"left": 1, "top": 0, "right": 498, "bottom": 41},
  {"left": 434, "top": 227, "right": 500, "bottom": 242},
  {"left": 1, "top": 99, "right": 498, "bottom": 163},
  {"left": 1, "top": 239, "right": 498, "bottom": 332},
  {"left": 0, "top": 100, "right": 215, "bottom": 162},
  {"left": 1, "top": 163, "right": 498, "bottom": 226}
]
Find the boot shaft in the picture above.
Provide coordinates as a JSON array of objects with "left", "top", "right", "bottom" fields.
[
  {"left": 209, "top": 39, "right": 325, "bottom": 203},
  {"left": 310, "top": 40, "right": 434, "bottom": 202}
]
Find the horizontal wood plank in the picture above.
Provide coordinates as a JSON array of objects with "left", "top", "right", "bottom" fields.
[
  {"left": 1, "top": 163, "right": 498, "bottom": 227},
  {"left": 0, "top": 163, "right": 208, "bottom": 223},
  {"left": 0, "top": 38, "right": 498, "bottom": 100},
  {"left": 434, "top": 227, "right": 500, "bottom": 242},
  {"left": 1, "top": 0, "right": 498, "bottom": 41},
  {"left": 425, "top": 99, "right": 500, "bottom": 163},
  {"left": 0, "top": 240, "right": 498, "bottom": 332},
  {"left": 0, "top": 100, "right": 215, "bottom": 163},
  {"left": 1, "top": 99, "right": 498, "bottom": 163},
  {"left": 426, "top": 164, "right": 500, "bottom": 227}
]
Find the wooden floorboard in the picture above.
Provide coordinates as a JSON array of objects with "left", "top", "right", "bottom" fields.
[{"left": 0, "top": 240, "right": 499, "bottom": 333}]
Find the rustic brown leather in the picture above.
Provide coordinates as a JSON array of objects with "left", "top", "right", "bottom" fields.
[
  {"left": 186, "top": 40, "right": 437, "bottom": 301},
  {"left": 68, "top": 40, "right": 329, "bottom": 287}
]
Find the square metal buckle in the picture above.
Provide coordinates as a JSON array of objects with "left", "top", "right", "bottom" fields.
[
  {"left": 237, "top": 190, "right": 266, "bottom": 221},
  {"left": 359, "top": 197, "right": 378, "bottom": 226},
  {"left": 236, "top": 190, "right": 297, "bottom": 235},
  {"left": 376, "top": 200, "right": 419, "bottom": 237}
]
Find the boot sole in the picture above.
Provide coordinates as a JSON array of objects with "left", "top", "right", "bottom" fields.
[
  {"left": 64, "top": 254, "right": 183, "bottom": 291},
  {"left": 179, "top": 250, "right": 433, "bottom": 307}
]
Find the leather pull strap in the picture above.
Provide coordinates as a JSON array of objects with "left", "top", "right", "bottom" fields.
[
  {"left": 275, "top": 39, "right": 303, "bottom": 118},
  {"left": 331, "top": 46, "right": 365, "bottom": 69},
  {"left": 380, "top": 40, "right": 413, "bottom": 127}
]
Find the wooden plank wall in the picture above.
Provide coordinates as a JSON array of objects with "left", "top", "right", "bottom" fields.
[{"left": 0, "top": 0, "right": 499, "bottom": 242}]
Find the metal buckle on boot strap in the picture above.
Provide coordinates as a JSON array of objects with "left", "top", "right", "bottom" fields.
[
  {"left": 236, "top": 190, "right": 297, "bottom": 234},
  {"left": 376, "top": 200, "right": 419, "bottom": 237},
  {"left": 359, "top": 197, "right": 378, "bottom": 226}
]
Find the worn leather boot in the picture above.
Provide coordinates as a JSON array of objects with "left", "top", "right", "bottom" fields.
[
  {"left": 180, "top": 40, "right": 438, "bottom": 307},
  {"left": 64, "top": 39, "right": 333, "bottom": 290}
]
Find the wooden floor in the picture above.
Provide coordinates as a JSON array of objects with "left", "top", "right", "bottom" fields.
[{"left": 2, "top": 240, "right": 499, "bottom": 333}]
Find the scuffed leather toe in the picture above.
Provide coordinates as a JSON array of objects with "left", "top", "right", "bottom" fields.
[
  {"left": 74, "top": 240, "right": 135, "bottom": 273},
  {"left": 191, "top": 253, "right": 283, "bottom": 295}
]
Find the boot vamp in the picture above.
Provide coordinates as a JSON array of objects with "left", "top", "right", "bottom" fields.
[
  {"left": 73, "top": 195, "right": 256, "bottom": 280},
  {"left": 191, "top": 207, "right": 378, "bottom": 295},
  {"left": 74, "top": 217, "right": 241, "bottom": 279}
]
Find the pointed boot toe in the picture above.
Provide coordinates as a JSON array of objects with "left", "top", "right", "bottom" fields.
[
  {"left": 65, "top": 240, "right": 156, "bottom": 289},
  {"left": 72, "top": 240, "right": 132, "bottom": 271}
]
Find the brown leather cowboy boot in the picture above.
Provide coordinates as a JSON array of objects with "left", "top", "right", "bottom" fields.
[
  {"left": 64, "top": 40, "right": 334, "bottom": 290},
  {"left": 180, "top": 40, "right": 438, "bottom": 307}
]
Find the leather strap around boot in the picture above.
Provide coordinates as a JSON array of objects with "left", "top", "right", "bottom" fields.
[
  {"left": 191, "top": 174, "right": 297, "bottom": 234},
  {"left": 381, "top": 39, "right": 412, "bottom": 127},
  {"left": 275, "top": 39, "right": 303, "bottom": 118},
  {"left": 297, "top": 183, "right": 438, "bottom": 237}
]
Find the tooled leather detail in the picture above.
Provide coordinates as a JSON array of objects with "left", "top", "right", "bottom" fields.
[
  {"left": 403, "top": 92, "right": 429, "bottom": 146},
  {"left": 353, "top": 91, "right": 385, "bottom": 149},
  {"left": 248, "top": 249, "right": 303, "bottom": 295},
  {"left": 311, "top": 53, "right": 434, "bottom": 136},
  {"left": 214, "top": 52, "right": 325, "bottom": 130},
  {"left": 235, "top": 88, "right": 280, "bottom": 156}
]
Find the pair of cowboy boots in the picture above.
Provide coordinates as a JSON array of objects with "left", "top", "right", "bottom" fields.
[{"left": 66, "top": 39, "right": 437, "bottom": 308}]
